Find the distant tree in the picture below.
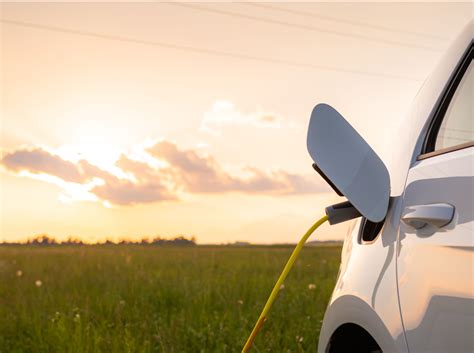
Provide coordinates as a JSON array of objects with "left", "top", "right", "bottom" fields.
[
  {"left": 63, "top": 236, "right": 84, "bottom": 245},
  {"left": 27, "top": 234, "right": 57, "bottom": 246}
]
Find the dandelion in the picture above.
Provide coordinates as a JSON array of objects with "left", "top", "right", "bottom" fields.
[
  {"left": 74, "top": 313, "right": 80, "bottom": 322},
  {"left": 308, "top": 283, "right": 317, "bottom": 290},
  {"left": 296, "top": 335, "right": 304, "bottom": 343},
  {"left": 280, "top": 284, "right": 285, "bottom": 290},
  {"left": 35, "top": 280, "right": 42, "bottom": 287},
  {"left": 51, "top": 311, "right": 61, "bottom": 323},
  {"left": 16, "top": 270, "right": 23, "bottom": 277},
  {"left": 237, "top": 299, "right": 244, "bottom": 305},
  {"left": 119, "top": 300, "right": 126, "bottom": 306}
]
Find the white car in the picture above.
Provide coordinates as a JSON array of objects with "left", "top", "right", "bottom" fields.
[{"left": 306, "top": 20, "right": 473, "bottom": 353}]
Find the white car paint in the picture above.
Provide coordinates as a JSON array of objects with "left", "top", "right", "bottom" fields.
[
  {"left": 317, "top": 20, "right": 473, "bottom": 353},
  {"left": 399, "top": 148, "right": 473, "bottom": 353}
]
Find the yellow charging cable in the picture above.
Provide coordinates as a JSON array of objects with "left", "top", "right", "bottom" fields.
[{"left": 242, "top": 214, "right": 329, "bottom": 352}]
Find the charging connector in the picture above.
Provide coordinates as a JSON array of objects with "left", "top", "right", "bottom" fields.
[{"left": 325, "top": 201, "right": 361, "bottom": 225}]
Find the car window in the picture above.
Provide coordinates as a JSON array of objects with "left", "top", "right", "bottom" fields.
[{"left": 435, "top": 60, "right": 474, "bottom": 150}]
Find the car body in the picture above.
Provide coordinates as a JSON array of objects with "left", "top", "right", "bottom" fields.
[{"left": 316, "top": 20, "right": 473, "bottom": 353}]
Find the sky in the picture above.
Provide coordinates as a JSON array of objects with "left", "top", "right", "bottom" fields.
[{"left": 0, "top": 2, "right": 472, "bottom": 244}]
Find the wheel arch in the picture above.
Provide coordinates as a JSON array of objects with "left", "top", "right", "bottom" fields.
[{"left": 318, "top": 295, "right": 400, "bottom": 353}]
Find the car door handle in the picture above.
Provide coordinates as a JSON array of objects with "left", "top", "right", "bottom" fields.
[{"left": 401, "top": 203, "right": 455, "bottom": 229}]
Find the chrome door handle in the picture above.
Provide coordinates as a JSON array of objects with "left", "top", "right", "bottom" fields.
[{"left": 401, "top": 203, "right": 455, "bottom": 229}]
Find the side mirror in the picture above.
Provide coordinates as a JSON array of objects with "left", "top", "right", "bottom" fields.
[{"left": 307, "top": 104, "right": 390, "bottom": 223}]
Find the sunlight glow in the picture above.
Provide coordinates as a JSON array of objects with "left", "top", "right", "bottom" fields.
[
  {"left": 18, "top": 170, "right": 100, "bottom": 203},
  {"left": 58, "top": 138, "right": 121, "bottom": 169}
]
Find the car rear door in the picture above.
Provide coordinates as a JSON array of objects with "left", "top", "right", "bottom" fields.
[{"left": 397, "top": 45, "right": 474, "bottom": 353}]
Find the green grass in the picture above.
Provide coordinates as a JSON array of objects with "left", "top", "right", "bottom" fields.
[{"left": 0, "top": 245, "right": 341, "bottom": 353}]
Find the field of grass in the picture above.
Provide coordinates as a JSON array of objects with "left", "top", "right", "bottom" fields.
[{"left": 0, "top": 245, "right": 341, "bottom": 352}]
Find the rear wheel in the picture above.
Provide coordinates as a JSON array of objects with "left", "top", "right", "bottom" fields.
[{"left": 326, "top": 323, "right": 382, "bottom": 353}]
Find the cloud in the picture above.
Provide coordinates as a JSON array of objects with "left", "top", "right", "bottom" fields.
[
  {"left": 200, "top": 100, "right": 282, "bottom": 136},
  {"left": 1, "top": 141, "right": 327, "bottom": 206},
  {"left": 148, "top": 141, "right": 236, "bottom": 192},
  {"left": 1, "top": 147, "right": 88, "bottom": 183},
  {"left": 0, "top": 147, "right": 175, "bottom": 206},
  {"left": 148, "top": 141, "right": 327, "bottom": 194},
  {"left": 91, "top": 180, "right": 176, "bottom": 206},
  {"left": 94, "top": 155, "right": 177, "bottom": 205}
]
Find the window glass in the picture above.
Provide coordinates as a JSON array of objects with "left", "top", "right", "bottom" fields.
[{"left": 435, "top": 60, "right": 474, "bottom": 150}]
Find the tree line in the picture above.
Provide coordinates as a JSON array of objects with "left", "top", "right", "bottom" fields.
[{"left": 1, "top": 234, "right": 196, "bottom": 246}]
